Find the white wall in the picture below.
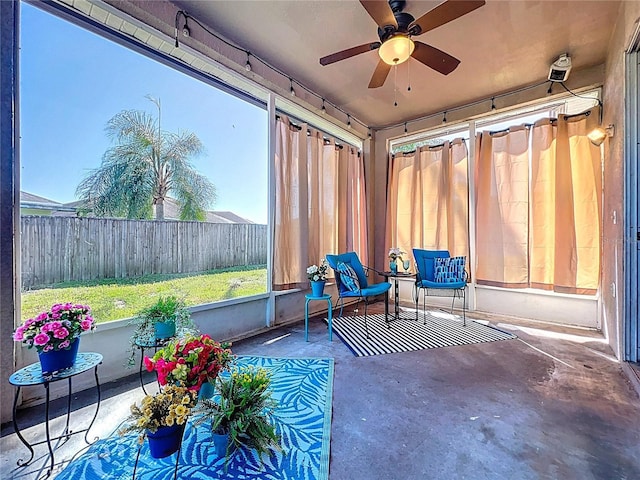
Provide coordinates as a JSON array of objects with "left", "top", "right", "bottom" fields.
[
  {"left": 393, "top": 279, "right": 598, "bottom": 328},
  {"left": 14, "top": 288, "right": 337, "bottom": 408}
]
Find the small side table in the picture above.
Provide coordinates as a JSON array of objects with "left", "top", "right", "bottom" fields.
[
  {"left": 9, "top": 352, "right": 103, "bottom": 476},
  {"left": 133, "top": 336, "right": 173, "bottom": 395},
  {"left": 304, "top": 294, "right": 333, "bottom": 342}
]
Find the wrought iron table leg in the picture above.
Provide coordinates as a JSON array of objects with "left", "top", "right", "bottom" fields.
[
  {"left": 132, "top": 442, "right": 143, "bottom": 479},
  {"left": 13, "top": 386, "right": 34, "bottom": 466},
  {"left": 394, "top": 277, "right": 400, "bottom": 319},
  {"left": 173, "top": 441, "right": 183, "bottom": 480},
  {"left": 84, "top": 364, "right": 102, "bottom": 444},
  {"left": 132, "top": 433, "right": 182, "bottom": 480},
  {"left": 385, "top": 277, "right": 401, "bottom": 326},
  {"left": 44, "top": 382, "right": 54, "bottom": 476},
  {"left": 384, "top": 285, "right": 390, "bottom": 324},
  {"left": 64, "top": 377, "right": 72, "bottom": 438}
]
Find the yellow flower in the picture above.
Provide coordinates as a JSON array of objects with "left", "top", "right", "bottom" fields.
[
  {"left": 165, "top": 415, "right": 175, "bottom": 426},
  {"left": 175, "top": 405, "right": 187, "bottom": 417}
]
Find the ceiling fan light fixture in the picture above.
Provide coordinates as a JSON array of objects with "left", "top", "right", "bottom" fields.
[{"left": 378, "top": 35, "right": 415, "bottom": 66}]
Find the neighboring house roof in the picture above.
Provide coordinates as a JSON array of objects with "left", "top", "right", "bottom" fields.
[
  {"left": 20, "top": 191, "right": 77, "bottom": 214},
  {"left": 212, "top": 211, "right": 255, "bottom": 224},
  {"left": 62, "top": 199, "right": 85, "bottom": 209},
  {"left": 50, "top": 195, "right": 254, "bottom": 224},
  {"left": 162, "top": 198, "right": 254, "bottom": 224}
]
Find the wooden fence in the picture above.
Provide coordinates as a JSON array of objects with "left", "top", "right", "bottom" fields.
[{"left": 21, "top": 216, "right": 268, "bottom": 288}]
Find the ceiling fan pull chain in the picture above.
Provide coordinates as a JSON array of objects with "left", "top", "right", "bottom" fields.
[
  {"left": 394, "top": 64, "right": 398, "bottom": 106},
  {"left": 407, "top": 60, "right": 411, "bottom": 92}
]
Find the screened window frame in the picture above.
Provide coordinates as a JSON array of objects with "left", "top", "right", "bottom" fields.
[
  {"left": 386, "top": 89, "right": 602, "bottom": 299},
  {"left": 20, "top": 0, "right": 360, "bottom": 315}
]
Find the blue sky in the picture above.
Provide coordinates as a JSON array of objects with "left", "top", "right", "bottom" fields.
[{"left": 20, "top": 2, "right": 268, "bottom": 224}]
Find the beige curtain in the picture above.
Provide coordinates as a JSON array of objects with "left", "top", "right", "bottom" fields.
[
  {"left": 274, "top": 116, "right": 308, "bottom": 289},
  {"left": 274, "top": 116, "right": 368, "bottom": 289},
  {"left": 343, "top": 147, "right": 368, "bottom": 265},
  {"left": 530, "top": 108, "right": 601, "bottom": 294},
  {"left": 386, "top": 139, "right": 469, "bottom": 269},
  {"left": 475, "top": 126, "right": 530, "bottom": 287}
]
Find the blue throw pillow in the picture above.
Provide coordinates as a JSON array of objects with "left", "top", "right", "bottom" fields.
[
  {"left": 434, "top": 256, "right": 466, "bottom": 283},
  {"left": 336, "top": 262, "right": 360, "bottom": 292}
]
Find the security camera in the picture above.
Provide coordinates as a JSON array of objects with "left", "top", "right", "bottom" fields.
[{"left": 548, "top": 54, "right": 572, "bottom": 82}]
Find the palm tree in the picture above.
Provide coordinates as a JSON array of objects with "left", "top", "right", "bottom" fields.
[{"left": 76, "top": 97, "right": 216, "bottom": 220}]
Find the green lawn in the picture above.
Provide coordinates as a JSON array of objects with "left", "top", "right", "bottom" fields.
[{"left": 21, "top": 266, "right": 268, "bottom": 324}]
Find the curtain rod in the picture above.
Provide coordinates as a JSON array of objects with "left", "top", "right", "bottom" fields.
[
  {"left": 391, "top": 138, "right": 469, "bottom": 157},
  {"left": 487, "top": 123, "right": 534, "bottom": 135},
  {"left": 380, "top": 79, "right": 555, "bottom": 133},
  {"left": 275, "top": 114, "right": 346, "bottom": 149},
  {"left": 563, "top": 109, "right": 592, "bottom": 120}
]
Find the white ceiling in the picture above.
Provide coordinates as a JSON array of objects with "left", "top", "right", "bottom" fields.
[{"left": 173, "top": 0, "right": 619, "bottom": 128}]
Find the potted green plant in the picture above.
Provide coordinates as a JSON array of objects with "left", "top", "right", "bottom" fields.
[
  {"left": 194, "top": 365, "right": 281, "bottom": 466},
  {"left": 126, "top": 295, "right": 197, "bottom": 366}
]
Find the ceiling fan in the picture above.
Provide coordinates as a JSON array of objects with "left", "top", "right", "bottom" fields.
[{"left": 319, "top": 0, "right": 486, "bottom": 88}]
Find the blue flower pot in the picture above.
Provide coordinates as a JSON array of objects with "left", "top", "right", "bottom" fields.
[
  {"left": 147, "top": 423, "right": 185, "bottom": 458},
  {"left": 154, "top": 320, "right": 176, "bottom": 340},
  {"left": 310, "top": 280, "right": 326, "bottom": 297},
  {"left": 198, "top": 381, "right": 215, "bottom": 400},
  {"left": 38, "top": 337, "right": 80, "bottom": 375},
  {"left": 212, "top": 432, "right": 229, "bottom": 458}
]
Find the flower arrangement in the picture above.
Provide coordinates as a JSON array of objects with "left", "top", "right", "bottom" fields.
[
  {"left": 144, "top": 334, "right": 234, "bottom": 391},
  {"left": 119, "top": 384, "right": 198, "bottom": 443},
  {"left": 13, "top": 303, "right": 95, "bottom": 353},
  {"left": 194, "top": 365, "right": 281, "bottom": 463},
  {"left": 307, "top": 259, "right": 329, "bottom": 282},
  {"left": 388, "top": 247, "right": 406, "bottom": 262}
]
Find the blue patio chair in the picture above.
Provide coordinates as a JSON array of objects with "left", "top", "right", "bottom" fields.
[
  {"left": 413, "top": 248, "right": 467, "bottom": 326},
  {"left": 325, "top": 252, "right": 391, "bottom": 339}
]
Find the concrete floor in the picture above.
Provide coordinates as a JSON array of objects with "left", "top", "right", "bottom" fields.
[{"left": 2, "top": 303, "right": 639, "bottom": 480}]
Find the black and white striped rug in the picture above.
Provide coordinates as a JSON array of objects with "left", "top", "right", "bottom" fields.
[{"left": 327, "top": 311, "right": 516, "bottom": 357}]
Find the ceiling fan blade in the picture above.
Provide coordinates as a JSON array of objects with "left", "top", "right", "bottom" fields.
[
  {"left": 320, "top": 42, "right": 381, "bottom": 66},
  {"left": 410, "top": 0, "right": 485, "bottom": 35},
  {"left": 411, "top": 41, "right": 460, "bottom": 75},
  {"left": 368, "top": 60, "right": 391, "bottom": 88},
  {"left": 360, "top": 0, "right": 398, "bottom": 29}
]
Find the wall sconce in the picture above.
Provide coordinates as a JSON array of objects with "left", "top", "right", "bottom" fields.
[{"left": 588, "top": 124, "right": 615, "bottom": 146}]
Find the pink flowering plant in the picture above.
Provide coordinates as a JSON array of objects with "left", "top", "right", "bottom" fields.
[{"left": 13, "top": 303, "right": 96, "bottom": 353}]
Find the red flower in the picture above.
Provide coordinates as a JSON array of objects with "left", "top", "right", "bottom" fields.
[
  {"left": 146, "top": 334, "right": 234, "bottom": 390},
  {"left": 143, "top": 356, "right": 154, "bottom": 372}
]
